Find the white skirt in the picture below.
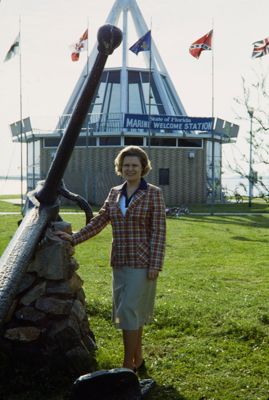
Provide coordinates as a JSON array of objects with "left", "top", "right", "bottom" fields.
[{"left": 112, "top": 267, "right": 157, "bottom": 330}]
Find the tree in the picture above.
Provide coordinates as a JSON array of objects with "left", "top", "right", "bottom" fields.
[{"left": 229, "top": 68, "right": 269, "bottom": 201}]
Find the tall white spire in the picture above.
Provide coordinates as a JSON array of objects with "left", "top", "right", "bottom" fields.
[{"left": 62, "top": 0, "right": 186, "bottom": 117}]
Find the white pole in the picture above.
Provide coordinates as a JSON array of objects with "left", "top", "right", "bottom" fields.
[
  {"left": 210, "top": 23, "right": 215, "bottom": 214},
  {"left": 248, "top": 109, "right": 254, "bottom": 207},
  {"left": 85, "top": 18, "right": 90, "bottom": 201},
  {"left": 148, "top": 24, "right": 152, "bottom": 156},
  {"left": 19, "top": 17, "right": 24, "bottom": 213},
  {"left": 121, "top": 2, "right": 128, "bottom": 139}
]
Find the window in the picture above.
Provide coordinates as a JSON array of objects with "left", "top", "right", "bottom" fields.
[
  {"left": 75, "top": 137, "right": 96, "bottom": 147},
  {"left": 141, "top": 72, "right": 165, "bottom": 115},
  {"left": 159, "top": 168, "right": 170, "bottom": 185},
  {"left": 148, "top": 138, "right": 176, "bottom": 147},
  {"left": 128, "top": 70, "right": 165, "bottom": 115},
  {"left": 99, "top": 136, "right": 121, "bottom": 146},
  {"left": 44, "top": 136, "right": 97, "bottom": 148},
  {"left": 178, "top": 138, "right": 202, "bottom": 148},
  {"left": 43, "top": 138, "right": 61, "bottom": 148},
  {"left": 128, "top": 71, "right": 144, "bottom": 114},
  {"left": 89, "top": 71, "right": 121, "bottom": 120},
  {"left": 161, "top": 75, "right": 183, "bottom": 115},
  {"left": 124, "top": 137, "right": 144, "bottom": 146}
]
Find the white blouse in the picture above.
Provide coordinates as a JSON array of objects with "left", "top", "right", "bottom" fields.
[{"left": 119, "top": 194, "right": 133, "bottom": 216}]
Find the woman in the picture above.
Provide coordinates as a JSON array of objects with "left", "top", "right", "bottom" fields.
[{"left": 55, "top": 145, "right": 166, "bottom": 371}]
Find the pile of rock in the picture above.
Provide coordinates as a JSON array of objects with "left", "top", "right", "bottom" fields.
[{"left": 0, "top": 221, "right": 96, "bottom": 378}]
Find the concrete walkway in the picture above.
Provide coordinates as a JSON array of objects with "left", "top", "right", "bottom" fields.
[{"left": 1, "top": 198, "right": 24, "bottom": 205}]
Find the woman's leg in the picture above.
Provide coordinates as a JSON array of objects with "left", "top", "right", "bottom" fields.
[
  {"left": 122, "top": 327, "right": 144, "bottom": 369},
  {"left": 134, "top": 326, "right": 143, "bottom": 368},
  {"left": 122, "top": 329, "right": 139, "bottom": 369}
]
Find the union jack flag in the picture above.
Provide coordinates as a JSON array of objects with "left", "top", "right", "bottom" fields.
[
  {"left": 252, "top": 37, "right": 269, "bottom": 59},
  {"left": 189, "top": 30, "right": 213, "bottom": 59}
]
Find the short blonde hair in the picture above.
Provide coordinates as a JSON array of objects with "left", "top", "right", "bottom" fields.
[{"left": 114, "top": 146, "right": 152, "bottom": 177}]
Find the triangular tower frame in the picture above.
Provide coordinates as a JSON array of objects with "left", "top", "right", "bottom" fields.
[{"left": 63, "top": 0, "right": 186, "bottom": 118}]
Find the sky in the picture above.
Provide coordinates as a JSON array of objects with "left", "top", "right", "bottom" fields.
[{"left": 0, "top": 0, "right": 269, "bottom": 182}]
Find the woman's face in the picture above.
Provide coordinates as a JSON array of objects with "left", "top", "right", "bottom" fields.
[{"left": 122, "top": 156, "right": 143, "bottom": 184}]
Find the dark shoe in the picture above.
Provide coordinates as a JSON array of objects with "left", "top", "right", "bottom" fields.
[{"left": 135, "top": 359, "right": 146, "bottom": 372}]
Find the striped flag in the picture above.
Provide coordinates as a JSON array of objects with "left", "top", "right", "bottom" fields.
[
  {"left": 252, "top": 37, "right": 269, "bottom": 59},
  {"left": 71, "top": 29, "right": 88, "bottom": 62},
  {"left": 189, "top": 30, "right": 213, "bottom": 59},
  {"left": 4, "top": 34, "right": 20, "bottom": 62}
]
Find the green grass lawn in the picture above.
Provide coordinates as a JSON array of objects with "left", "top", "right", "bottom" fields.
[
  {"left": 0, "top": 208, "right": 269, "bottom": 399},
  {"left": 188, "top": 197, "right": 269, "bottom": 214},
  {"left": 0, "top": 194, "right": 269, "bottom": 214}
]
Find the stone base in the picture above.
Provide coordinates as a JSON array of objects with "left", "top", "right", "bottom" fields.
[{"left": 0, "top": 221, "right": 97, "bottom": 391}]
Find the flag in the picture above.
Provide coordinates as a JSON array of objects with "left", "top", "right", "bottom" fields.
[
  {"left": 129, "top": 30, "right": 151, "bottom": 55},
  {"left": 189, "top": 29, "right": 213, "bottom": 59},
  {"left": 71, "top": 29, "right": 88, "bottom": 62},
  {"left": 4, "top": 34, "right": 20, "bottom": 62},
  {"left": 252, "top": 37, "right": 269, "bottom": 58}
]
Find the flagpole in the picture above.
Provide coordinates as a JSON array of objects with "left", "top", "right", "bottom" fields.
[
  {"left": 86, "top": 19, "right": 89, "bottom": 76},
  {"left": 148, "top": 24, "right": 152, "bottom": 157},
  {"left": 19, "top": 16, "right": 24, "bottom": 214},
  {"left": 210, "top": 21, "right": 215, "bottom": 215},
  {"left": 85, "top": 18, "right": 90, "bottom": 201},
  {"left": 129, "top": 29, "right": 152, "bottom": 153}
]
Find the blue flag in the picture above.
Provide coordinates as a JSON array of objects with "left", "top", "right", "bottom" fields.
[{"left": 129, "top": 30, "right": 151, "bottom": 55}]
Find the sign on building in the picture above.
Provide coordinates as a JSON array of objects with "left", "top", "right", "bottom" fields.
[{"left": 123, "top": 113, "right": 214, "bottom": 132}]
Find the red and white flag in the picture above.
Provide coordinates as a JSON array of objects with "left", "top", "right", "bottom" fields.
[
  {"left": 71, "top": 29, "right": 88, "bottom": 62},
  {"left": 189, "top": 29, "right": 213, "bottom": 59}
]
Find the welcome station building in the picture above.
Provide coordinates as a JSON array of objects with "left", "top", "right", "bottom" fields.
[{"left": 10, "top": 0, "right": 239, "bottom": 206}]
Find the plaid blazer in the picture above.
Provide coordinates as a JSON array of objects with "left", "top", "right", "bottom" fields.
[{"left": 72, "top": 182, "right": 166, "bottom": 271}]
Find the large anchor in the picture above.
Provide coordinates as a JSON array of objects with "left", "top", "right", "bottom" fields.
[{"left": 0, "top": 24, "right": 122, "bottom": 326}]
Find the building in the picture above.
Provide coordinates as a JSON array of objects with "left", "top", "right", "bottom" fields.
[{"left": 10, "top": 0, "right": 239, "bottom": 206}]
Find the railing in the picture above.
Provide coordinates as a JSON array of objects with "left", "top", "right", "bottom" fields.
[
  {"left": 56, "top": 112, "right": 212, "bottom": 136},
  {"left": 12, "top": 114, "right": 239, "bottom": 145},
  {"left": 57, "top": 112, "right": 138, "bottom": 134}
]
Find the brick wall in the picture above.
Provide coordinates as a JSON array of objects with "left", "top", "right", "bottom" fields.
[{"left": 41, "top": 146, "right": 207, "bottom": 207}]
